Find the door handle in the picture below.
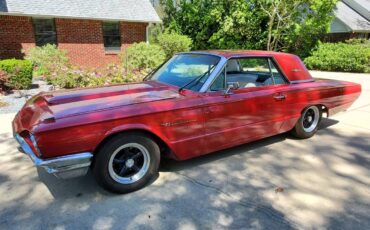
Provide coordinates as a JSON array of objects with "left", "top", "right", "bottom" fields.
[{"left": 274, "top": 94, "right": 286, "bottom": 101}]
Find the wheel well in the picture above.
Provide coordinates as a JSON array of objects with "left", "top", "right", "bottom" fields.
[
  {"left": 94, "top": 130, "right": 172, "bottom": 158},
  {"left": 302, "top": 104, "right": 328, "bottom": 117},
  {"left": 318, "top": 104, "right": 329, "bottom": 117}
]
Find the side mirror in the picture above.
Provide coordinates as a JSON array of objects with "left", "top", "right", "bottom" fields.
[{"left": 224, "top": 82, "right": 239, "bottom": 95}]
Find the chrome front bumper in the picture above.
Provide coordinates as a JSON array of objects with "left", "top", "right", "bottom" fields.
[{"left": 15, "top": 134, "right": 93, "bottom": 179}]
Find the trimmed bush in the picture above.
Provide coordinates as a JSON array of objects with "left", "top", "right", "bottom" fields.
[
  {"left": 0, "top": 59, "right": 33, "bottom": 90},
  {"left": 304, "top": 42, "right": 370, "bottom": 73},
  {"left": 157, "top": 33, "right": 192, "bottom": 59},
  {"left": 121, "top": 42, "right": 166, "bottom": 72},
  {"left": 24, "top": 44, "right": 69, "bottom": 77},
  {"left": 45, "top": 64, "right": 142, "bottom": 89}
]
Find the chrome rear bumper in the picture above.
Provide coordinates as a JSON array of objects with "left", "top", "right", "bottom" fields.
[{"left": 15, "top": 134, "right": 93, "bottom": 179}]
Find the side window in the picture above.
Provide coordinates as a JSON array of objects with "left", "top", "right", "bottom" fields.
[
  {"left": 210, "top": 67, "right": 225, "bottom": 91},
  {"left": 269, "top": 60, "right": 287, "bottom": 85},
  {"left": 227, "top": 58, "right": 274, "bottom": 88},
  {"left": 239, "top": 58, "right": 270, "bottom": 74},
  {"left": 209, "top": 57, "right": 287, "bottom": 91}
]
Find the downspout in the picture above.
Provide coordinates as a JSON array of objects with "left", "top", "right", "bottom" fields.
[{"left": 146, "top": 23, "right": 152, "bottom": 44}]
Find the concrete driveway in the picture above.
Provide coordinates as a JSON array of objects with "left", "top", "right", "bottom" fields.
[{"left": 0, "top": 71, "right": 369, "bottom": 229}]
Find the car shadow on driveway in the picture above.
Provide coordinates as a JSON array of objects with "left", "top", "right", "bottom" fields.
[
  {"left": 2, "top": 117, "right": 370, "bottom": 229},
  {"left": 160, "top": 118, "right": 339, "bottom": 173},
  {"left": 6, "top": 117, "right": 339, "bottom": 201},
  {"left": 35, "top": 118, "right": 340, "bottom": 200}
]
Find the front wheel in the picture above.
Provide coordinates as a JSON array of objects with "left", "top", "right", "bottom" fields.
[
  {"left": 93, "top": 133, "right": 160, "bottom": 193},
  {"left": 291, "top": 105, "right": 322, "bottom": 139}
]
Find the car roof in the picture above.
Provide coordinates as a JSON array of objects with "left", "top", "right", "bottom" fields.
[
  {"left": 178, "top": 50, "right": 313, "bottom": 82},
  {"left": 182, "top": 50, "right": 290, "bottom": 59}
]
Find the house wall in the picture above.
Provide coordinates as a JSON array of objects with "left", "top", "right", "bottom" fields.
[
  {"left": 0, "top": 15, "right": 147, "bottom": 68},
  {"left": 330, "top": 18, "right": 351, "bottom": 33},
  {"left": 56, "top": 19, "right": 147, "bottom": 68},
  {"left": 0, "top": 15, "right": 35, "bottom": 59},
  {"left": 323, "top": 32, "right": 369, "bottom": 42}
]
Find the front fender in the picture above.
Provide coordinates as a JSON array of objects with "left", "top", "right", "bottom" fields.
[{"left": 99, "top": 123, "right": 178, "bottom": 159}]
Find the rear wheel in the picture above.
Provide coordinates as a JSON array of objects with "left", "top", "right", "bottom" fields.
[
  {"left": 291, "top": 105, "right": 322, "bottom": 139},
  {"left": 93, "top": 133, "right": 160, "bottom": 193}
]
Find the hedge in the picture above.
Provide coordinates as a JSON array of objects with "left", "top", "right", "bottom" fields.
[
  {"left": 304, "top": 41, "right": 370, "bottom": 73},
  {"left": 121, "top": 42, "right": 166, "bottom": 72},
  {"left": 0, "top": 59, "right": 33, "bottom": 90},
  {"left": 157, "top": 33, "right": 192, "bottom": 59}
]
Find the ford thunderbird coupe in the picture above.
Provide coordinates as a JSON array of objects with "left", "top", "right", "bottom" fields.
[{"left": 13, "top": 50, "right": 361, "bottom": 193}]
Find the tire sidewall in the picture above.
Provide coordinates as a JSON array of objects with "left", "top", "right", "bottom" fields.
[
  {"left": 293, "top": 106, "right": 322, "bottom": 139},
  {"left": 93, "top": 134, "right": 160, "bottom": 193}
]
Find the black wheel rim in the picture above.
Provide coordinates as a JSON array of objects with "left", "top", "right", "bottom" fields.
[{"left": 303, "top": 109, "right": 315, "bottom": 128}]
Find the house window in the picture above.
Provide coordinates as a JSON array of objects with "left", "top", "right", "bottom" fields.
[
  {"left": 33, "top": 19, "right": 57, "bottom": 46},
  {"left": 102, "top": 22, "right": 121, "bottom": 52}
]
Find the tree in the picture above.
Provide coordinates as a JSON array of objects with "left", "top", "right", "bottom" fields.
[
  {"left": 161, "top": 0, "right": 337, "bottom": 57},
  {"left": 161, "top": 0, "right": 266, "bottom": 50},
  {"left": 259, "top": 0, "right": 337, "bottom": 57},
  {"left": 260, "top": 0, "right": 302, "bottom": 51}
]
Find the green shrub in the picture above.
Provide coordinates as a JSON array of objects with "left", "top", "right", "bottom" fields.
[
  {"left": 0, "top": 59, "right": 33, "bottom": 89},
  {"left": 157, "top": 33, "right": 192, "bottom": 58},
  {"left": 121, "top": 42, "right": 166, "bottom": 72},
  {"left": 304, "top": 42, "right": 370, "bottom": 73},
  {"left": 46, "top": 64, "right": 142, "bottom": 89},
  {"left": 345, "top": 39, "right": 370, "bottom": 46},
  {"left": 149, "top": 24, "right": 164, "bottom": 44},
  {"left": 24, "top": 44, "right": 69, "bottom": 77}
]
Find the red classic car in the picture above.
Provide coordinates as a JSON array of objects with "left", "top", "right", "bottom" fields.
[{"left": 13, "top": 50, "right": 361, "bottom": 193}]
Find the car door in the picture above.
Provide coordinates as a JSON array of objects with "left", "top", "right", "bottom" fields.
[{"left": 201, "top": 57, "right": 289, "bottom": 154}]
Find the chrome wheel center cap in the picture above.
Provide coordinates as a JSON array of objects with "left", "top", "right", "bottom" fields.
[
  {"left": 307, "top": 116, "right": 313, "bottom": 123},
  {"left": 126, "top": 159, "right": 134, "bottom": 168}
]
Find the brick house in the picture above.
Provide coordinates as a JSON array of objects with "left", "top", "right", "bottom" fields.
[{"left": 0, "top": 0, "right": 161, "bottom": 68}]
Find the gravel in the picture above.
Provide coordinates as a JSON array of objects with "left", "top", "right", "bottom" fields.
[{"left": 0, "top": 78, "right": 53, "bottom": 114}]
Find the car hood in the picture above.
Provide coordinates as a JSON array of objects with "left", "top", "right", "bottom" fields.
[{"left": 29, "top": 81, "right": 180, "bottom": 120}]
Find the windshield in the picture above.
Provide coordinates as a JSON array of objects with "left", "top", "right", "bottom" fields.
[{"left": 147, "top": 54, "right": 220, "bottom": 91}]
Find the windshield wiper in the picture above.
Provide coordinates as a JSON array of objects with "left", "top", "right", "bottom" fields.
[
  {"left": 178, "top": 65, "right": 217, "bottom": 93},
  {"left": 143, "top": 59, "right": 168, "bottom": 81}
]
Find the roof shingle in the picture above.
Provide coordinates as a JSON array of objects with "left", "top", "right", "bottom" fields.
[
  {"left": 0, "top": 0, "right": 161, "bottom": 23},
  {"left": 334, "top": 1, "right": 370, "bottom": 32}
]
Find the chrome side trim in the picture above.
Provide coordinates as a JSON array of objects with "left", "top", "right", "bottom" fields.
[
  {"left": 15, "top": 134, "right": 93, "bottom": 179},
  {"left": 290, "top": 79, "right": 315, "bottom": 84}
]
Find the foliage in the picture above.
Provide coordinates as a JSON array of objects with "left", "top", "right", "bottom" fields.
[
  {"left": 345, "top": 39, "right": 370, "bottom": 46},
  {"left": 304, "top": 41, "right": 370, "bottom": 73},
  {"left": 45, "top": 64, "right": 144, "bottom": 89},
  {"left": 157, "top": 33, "right": 192, "bottom": 58},
  {"left": 121, "top": 42, "right": 166, "bottom": 72},
  {"left": 161, "top": 0, "right": 337, "bottom": 58},
  {"left": 0, "top": 70, "right": 10, "bottom": 93},
  {"left": 149, "top": 24, "right": 165, "bottom": 44},
  {"left": 24, "top": 44, "right": 69, "bottom": 76},
  {"left": 162, "top": 0, "right": 266, "bottom": 50},
  {"left": 259, "top": 0, "right": 337, "bottom": 57},
  {"left": 0, "top": 59, "right": 33, "bottom": 90},
  {"left": 23, "top": 43, "right": 153, "bottom": 89}
]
